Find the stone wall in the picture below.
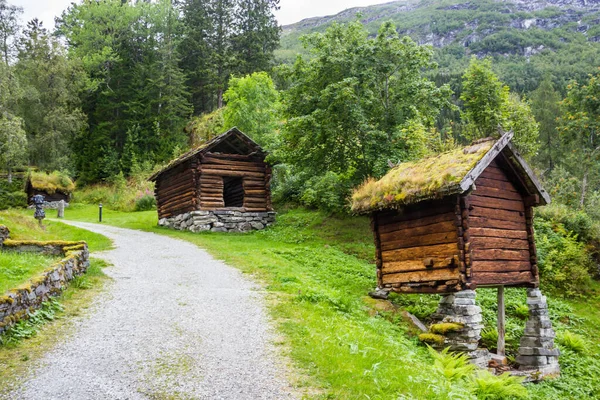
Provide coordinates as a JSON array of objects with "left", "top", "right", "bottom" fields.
[
  {"left": 0, "top": 240, "right": 90, "bottom": 335},
  {"left": 158, "top": 210, "right": 276, "bottom": 233},
  {"left": 0, "top": 225, "right": 9, "bottom": 247}
]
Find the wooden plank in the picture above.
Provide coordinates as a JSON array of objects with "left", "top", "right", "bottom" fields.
[
  {"left": 479, "top": 168, "right": 510, "bottom": 182},
  {"left": 471, "top": 260, "right": 531, "bottom": 272},
  {"left": 377, "top": 212, "right": 456, "bottom": 234},
  {"left": 382, "top": 268, "right": 458, "bottom": 284},
  {"left": 469, "top": 228, "right": 527, "bottom": 240},
  {"left": 381, "top": 231, "right": 457, "bottom": 251},
  {"left": 202, "top": 163, "right": 265, "bottom": 173},
  {"left": 202, "top": 156, "right": 264, "bottom": 166},
  {"left": 469, "top": 195, "right": 525, "bottom": 212},
  {"left": 469, "top": 216, "right": 526, "bottom": 231},
  {"left": 379, "top": 221, "right": 457, "bottom": 242},
  {"left": 470, "top": 206, "right": 525, "bottom": 223},
  {"left": 472, "top": 185, "right": 522, "bottom": 201},
  {"left": 475, "top": 177, "right": 520, "bottom": 193},
  {"left": 377, "top": 200, "right": 455, "bottom": 224},
  {"left": 201, "top": 168, "right": 264, "bottom": 178},
  {"left": 382, "top": 243, "right": 458, "bottom": 263},
  {"left": 472, "top": 271, "right": 534, "bottom": 286},
  {"left": 471, "top": 248, "right": 530, "bottom": 261},
  {"left": 470, "top": 237, "right": 530, "bottom": 250},
  {"left": 382, "top": 257, "right": 458, "bottom": 274}
]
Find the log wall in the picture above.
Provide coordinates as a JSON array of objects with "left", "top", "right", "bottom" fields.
[
  {"left": 375, "top": 198, "right": 462, "bottom": 294},
  {"left": 467, "top": 160, "right": 535, "bottom": 287},
  {"left": 198, "top": 154, "right": 270, "bottom": 212},
  {"left": 155, "top": 159, "right": 197, "bottom": 219}
]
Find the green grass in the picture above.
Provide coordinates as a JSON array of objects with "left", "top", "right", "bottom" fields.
[
  {"left": 0, "top": 252, "right": 59, "bottom": 293},
  {"left": 0, "top": 258, "right": 111, "bottom": 396},
  {"left": 0, "top": 208, "right": 112, "bottom": 252},
  {"left": 63, "top": 204, "right": 600, "bottom": 399}
]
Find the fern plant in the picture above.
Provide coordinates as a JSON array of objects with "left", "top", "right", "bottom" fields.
[
  {"left": 427, "top": 346, "right": 475, "bottom": 382},
  {"left": 470, "top": 371, "right": 527, "bottom": 399},
  {"left": 556, "top": 331, "right": 586, "bottom": 352}
]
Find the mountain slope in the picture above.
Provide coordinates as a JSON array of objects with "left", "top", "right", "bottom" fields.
[{"left": 277, "top": 0, "right": 600, "bottom": 92}]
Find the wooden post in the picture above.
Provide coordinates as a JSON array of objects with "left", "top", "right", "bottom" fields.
[{"left": 497, "top": 285, "right": 505, "bottom": 356}]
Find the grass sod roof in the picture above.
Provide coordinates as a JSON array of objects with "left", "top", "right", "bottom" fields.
[
  {"left": 28, "top": 171, "right": 75, "bottom": 195},
  {"left": 148, "top": 127, "right": 264, "bottom": 181},
  {"left": 351, "top": 139, "right": 496, "bottom": 214}
]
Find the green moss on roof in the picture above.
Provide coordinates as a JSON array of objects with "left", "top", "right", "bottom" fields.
[
  {"left": 29, "top": 171, "right": 75, "bottom": 195},
  {"left": 351, "top": 139, "right": 495, "bottom": 213}
]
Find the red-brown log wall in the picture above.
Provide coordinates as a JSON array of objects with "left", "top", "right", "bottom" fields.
[
  {"left": 375, "top": 199, "right": 462, "bottom": 293},
  {"left": 468, "top": 160, "right": 534, "bottom": 286},
  {"left": 198, "top": 154, "right": 270, "bottom": 211},
  {"left": 155, "top": 160, "right": 196, "bottom": 219}
]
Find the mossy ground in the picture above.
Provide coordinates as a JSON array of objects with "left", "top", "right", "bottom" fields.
[{"left": 0, "top": 258, "right": 111, "bottom": 397}]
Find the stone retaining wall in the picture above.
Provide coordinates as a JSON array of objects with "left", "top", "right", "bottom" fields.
[
  {"left": 159, "top": 210, "right": 276, "bottom": 233},
  {"left": 0, "top": 225, "right": 9, "bottom": 247},
  {"left": 0, "top": 240, "right": 90, "bottom": 335}
]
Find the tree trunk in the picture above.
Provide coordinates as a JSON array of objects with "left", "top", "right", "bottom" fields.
[
  {"left": 217, "top": 88, "right": 223, "bottom": 108},
  {"left": 7, "top": 167, "right": 12, "bottom": 184},
  {"left": 580, "top": 169, "right": 588, "bottom": 209}
]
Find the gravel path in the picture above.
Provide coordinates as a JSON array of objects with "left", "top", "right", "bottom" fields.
[{"left": 8, "top": 222, "right": 296, "bottom": 400}]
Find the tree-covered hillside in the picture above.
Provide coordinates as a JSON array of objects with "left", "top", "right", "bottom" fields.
[{"left": 278, "top": 0, "right": 600, "bottom": 92}]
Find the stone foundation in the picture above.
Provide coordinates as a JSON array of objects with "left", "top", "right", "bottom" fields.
[
  {"left": 0, "top": 240, "right": 90, "bottom": 335},
  {"left": 158, "top": 210, "right": 276, "bottom": 233},
  {"left": 516, "top": 288, "right": 560, "bottom": 380},
  {"left": 27, "top": 201, "right": 69, "bottom": 209},
  {"left": 431, "top": 290, "right": 490, "bottom": 367}
]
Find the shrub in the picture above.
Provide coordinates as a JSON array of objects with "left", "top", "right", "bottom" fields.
[
  {"left": 470, "top": 371, "right": 527, "bottom": 399},
  {"left": 556, "top": 331, "right": 585, "bottom": 353},
  {"left": 299, "top": 172, "right": 352, "bottom": 213},
  {"left": 535, "top": 218, "right": 594, "bottom": 296},
  {"left": 134, "top": 193, "right": 156, "bottom": 211}
]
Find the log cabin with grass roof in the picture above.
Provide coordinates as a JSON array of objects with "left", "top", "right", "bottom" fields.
[
  {"left": 25, "top": 171, "right": 75, "bottom": 206},
  {"left": 351, "top": 130, "right": 550, "bottom": 294},
  {"left": 149, "top": 127, "right": 275, "bottom": 233}
]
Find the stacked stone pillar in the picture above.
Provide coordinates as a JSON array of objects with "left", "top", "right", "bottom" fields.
[
  {"left": 431, "top": 290, "right": 489, "bottom": 367},
  {"left": 516, "top": 288, "right": 560, "bottom": 379}
]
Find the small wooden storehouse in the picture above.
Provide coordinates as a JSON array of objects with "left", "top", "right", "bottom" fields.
[
  {"left": 149, "top": 128, "right": 274, "bottom": 232},
  {"left": 25, "top": 172, "right": 74, "bottom": 205},
  {"left": 351, "top": 131, "right": 550, "bottom": 294}
]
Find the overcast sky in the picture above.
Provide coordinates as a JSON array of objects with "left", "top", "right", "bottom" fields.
[{"left": 11, "top": 0, "right": 387, "bottom": 30}]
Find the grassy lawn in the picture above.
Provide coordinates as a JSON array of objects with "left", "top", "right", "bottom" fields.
[
  {"left": 0, "top": 252, "right": 59, "bottom": 294},
  {"left": 0, "top": 209, "right": 112, "bottom": 252},
  {"left": 61, "top": 204, "right": 600, "bottom": 399}
]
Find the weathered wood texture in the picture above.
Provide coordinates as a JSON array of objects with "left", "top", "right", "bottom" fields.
[
  {"left": 155, "top": 160, "right": 197, "bottom": 219},
  {"left": 196, "top": 154, "right": 271, "bottom": 212},
  {"left": 468, "top": 160, "right": 535, "bottom": 287},
  {"left": 376, "top": 199, "right": 461, "bottom": 292}
]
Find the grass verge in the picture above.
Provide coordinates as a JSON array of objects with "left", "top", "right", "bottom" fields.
[
  {"left": 0, "top": 258, "right": 111, "bottom": 396},
  {"left": 63, "top": 204, "right": 600, "bottom": 399},
  {"left": 0, "top": 252, "right": 59, "bottom": 294}
]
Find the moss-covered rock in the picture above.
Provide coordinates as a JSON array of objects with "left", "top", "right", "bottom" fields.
[
  {"left": 430, "top": 322, "right": 464, "bottom": 334},
  {"left": 418, "top": 333, "right": 445, "bottom": 345}
]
